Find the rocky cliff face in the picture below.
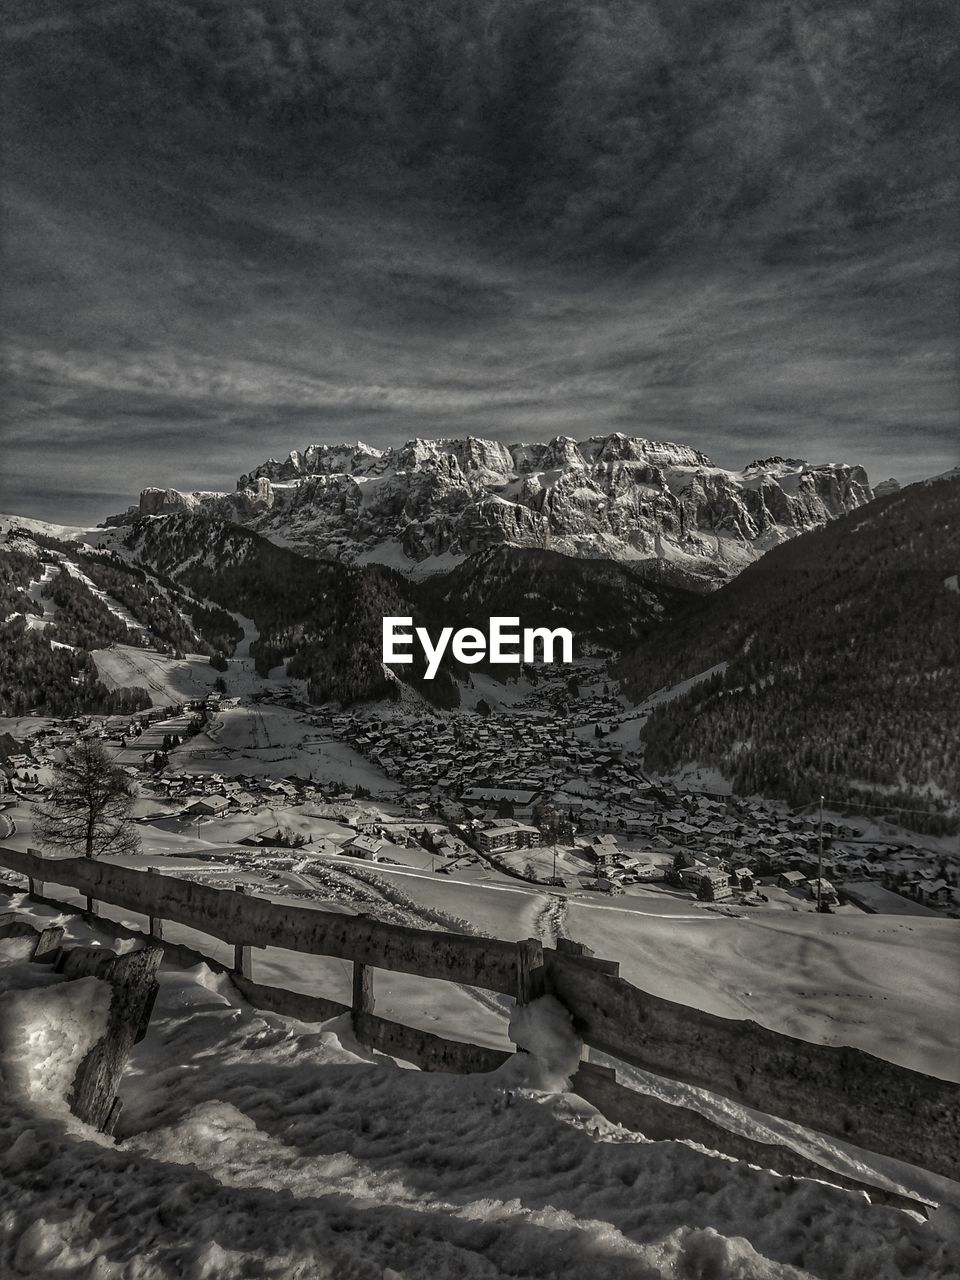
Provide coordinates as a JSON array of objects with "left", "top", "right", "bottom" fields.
[{"left": 133, "top": 434, "right": 873, "bottom": 585}]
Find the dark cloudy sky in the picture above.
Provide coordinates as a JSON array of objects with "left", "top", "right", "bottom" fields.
[{"left": 2, "top": 0, "right": 958, "bottom": 524}]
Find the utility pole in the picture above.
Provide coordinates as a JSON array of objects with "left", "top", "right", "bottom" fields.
[{"left": 816, "top": 794, "right": 824, "bottom": 913}]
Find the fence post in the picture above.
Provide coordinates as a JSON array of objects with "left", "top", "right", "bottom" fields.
[
  {"left": 516, "top": 938, "right": 545, "bottom": 1005},
  {"left": 147, "top": 867, "right": 163, "bottom": 940},
  {"left": 352, "top": 962, "right": 374, "bottom": 1032},
  {"left": 233, "top": 884, "right": 251, "bottom": 979},
  {"left": 26, "top": 847, "right": 45, "bottom": 901},
  {"left": 63, "top": 945, "right": 164, "bottom": 1135}
]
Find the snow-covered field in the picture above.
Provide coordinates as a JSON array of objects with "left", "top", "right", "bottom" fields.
[
  {"left": 22, "top": 563, "right": 59, "bottom": 631},
  {"left": 92, "top": 641, "right": 299, "bottom": 708},
  {"left": 333, "top": 855, "right": 960, "bottom": 1079},
  {"left": 163, "top": 703, "right": 401, "bottom": 790},
  {"left": 87, "top": 643, "right": 400, "bottom": 789},
  {"left": 0, "top": 514, "right": 97, "bottom": 544},
  {"left": 92, "top": 644, "right": 224, "bottom": 704},
  {"left": 5, "top": 788, "right": 958, "bottom": 1082},
  {"left": 2, "top": 897, "right": 957, "bottom": 1280},
  {"left": 564, "top": 901, "right": 960, "bottom": 1080}
]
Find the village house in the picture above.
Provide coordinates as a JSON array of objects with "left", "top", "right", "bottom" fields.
[
  {"left": 806, "top": 877, "right": 839, "bottom": 906},
  {"left": 659, "top": 820, "right": 699, "bottom": 846},
  {"left": 778, "top": 869, "right": 806, "bottom": 890},
  {"left": 460, "top": 786, "right": 541, "bottom": 815},
  {"left": 477, "top": 823, "right": 541, "bottom": 854},
  {"left": 679, "top": 865, "right": 733, "bottom": 902},
  {"left": 183, "top": 794, "right": 231, "bottom": 818},
  {"left": 348, "top": 833, "right": 385, "bottom": 860},
  {"left": 913, "top": 878, "right": 953, "bottom": 907}
]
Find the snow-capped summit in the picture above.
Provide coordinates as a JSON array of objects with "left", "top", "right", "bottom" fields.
[
  {"left": 584, "top": 433, "right": 711, "bottom": 469},
  {"left": 129, "top": 432, "right": 873, "bottom": 584}
]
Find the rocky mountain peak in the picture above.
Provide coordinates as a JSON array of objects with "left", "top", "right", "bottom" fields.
[
  {"left": 585, "top": 434, "right": 713, "bottom": 468},
  {"left": 132, "top": 431, "right": 874, "bottom": 587}
]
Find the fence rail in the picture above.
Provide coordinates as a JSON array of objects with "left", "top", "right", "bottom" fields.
[
  {"left": 543, "top": 950, "right": 960, "bottom": 1181},
  {"left": 1, "top": 845, "right": 958, "bottom": 1190},
  {"left": 2, "top": 847, "right": 521, "bottom": 994}
]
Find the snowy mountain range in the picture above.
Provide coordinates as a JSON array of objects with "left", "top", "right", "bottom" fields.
[{"left": 122, "top": 434, "right": 873, "bottom": 586}]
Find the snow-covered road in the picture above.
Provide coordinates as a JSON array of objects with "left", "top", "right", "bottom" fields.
[{"left": 323, "top": 852, "right": 725, "bottom": 920}]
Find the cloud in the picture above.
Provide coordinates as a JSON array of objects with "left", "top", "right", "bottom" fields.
[{"left": 1, "top": 0, "right": 957, "bottom": 522}]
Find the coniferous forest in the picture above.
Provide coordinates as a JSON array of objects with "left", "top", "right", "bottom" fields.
[
  {"left": 617, "top": 477, "right": 960, "bottom": 833},
  {"left": 0, "top": 545, "right": 150, "bottom": 717},
  {"left": 17, "top": 530, "right": 245, "bottom": 657},
  {"left": 129, "top": 514, "right": 463, "bottom": 708}
]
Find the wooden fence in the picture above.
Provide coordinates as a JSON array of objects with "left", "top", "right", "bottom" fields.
[{"left": 1, "top": 844, "right": 957, "bottom": 1201}]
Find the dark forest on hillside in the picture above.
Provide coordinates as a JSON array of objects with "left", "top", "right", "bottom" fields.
[{"left": 617, "top": 478, "right": 960, "bottom": 831}]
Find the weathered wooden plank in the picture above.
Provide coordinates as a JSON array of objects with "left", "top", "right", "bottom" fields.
[
  {"left": 545, "top": 952, "right": 960, "bottom": 1181},
  {"left": 103, "top": 1097, "right": 124, "bottom": 1138},
  {"left": 231, "top": 974, "right": 350, "bottom": 1024},
  {"left": 32, "top": 924, "right": 65, "bottom": 961},
  {"left": 134, "top": 981, "right": 160, "bottom": 1044},
  {"left": 232, "top": 941, "right": 252, "bottom": 977},
  {"left": 516, "top": 937, "right": 545, "bottom": 1003},
  {"left": 556, "top": 937, "right": 620, "bottom": 975},
  {"left": 556, "top": 938, "right": 588, "bottom": 956},
  {"left": 0, "top": 883, "right": 216, "bottom": 974},
  {"left": 147, "top": 867, "right": 163, "bottom": 939},
  {"left": 62, "top": 945, "right": 164, "bottom": 1132},
  {"left": 352, "top": 961, "right": 374, "bottom": 1031},
  {"left": 354, "top": 1011, "right": 512, "bottom": 1075},
  {"left": 232, "top": 885, "right": 252, "bottom": 977},
  {"left": 571, "top": 1062, "right": 931, "bottom": 1215},
  {"left": 5, "top": 848, "right": 519, "bottom": 995}
]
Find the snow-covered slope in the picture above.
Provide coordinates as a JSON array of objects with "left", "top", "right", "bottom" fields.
[
  {"left": 0, "top": 513, "right": 94, "bottom": 544},
  {"left": 125, "top": 434, "right": 873, "bottom": 585},
  {"left": 2, "top": 908, "right": 955, "bottom": 1280}
]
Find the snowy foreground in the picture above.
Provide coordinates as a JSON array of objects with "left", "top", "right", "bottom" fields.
[{"left": 1, "top": 915, "right": 957, "bottom": 1280}]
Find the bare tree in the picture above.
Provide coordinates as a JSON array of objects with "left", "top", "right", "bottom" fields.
[{"left": 32, "top": 739, "right": 141, "bottom": 859}]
